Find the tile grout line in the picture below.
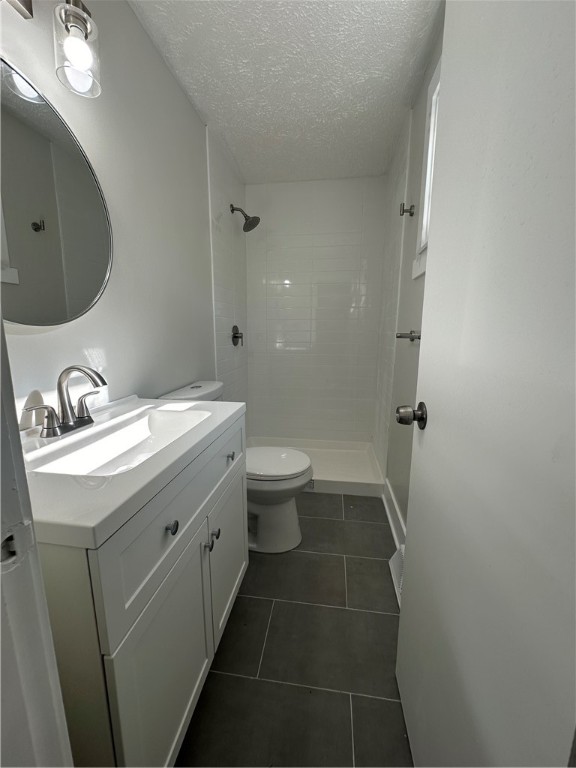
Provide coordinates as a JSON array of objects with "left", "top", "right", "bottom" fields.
[
  {"left": 237, "top": 593, "right": 399, "bottom": 617},
  {"left": 211, "top": 669, "right": 402, "bottom": 704},
  {"left": 343, "top": 555, "right": 348, "bottom": 608},
  {"left": 300, "top": 516, "right": 391, "bottom": 528},
  {"left": 277, "top": 548, "right": 345, "bottom": 560},
  {"left": 350, "top": 693, "right": 356, "bottom": 768},
  {"left": 296, "top": 548, "right": 390, "bottom": 562},
  {"left": 298, "top": 514, "right": 350, "bottom": 522},
  {"left": 256, "top": 599, "right": 275, "bottom": 679}
]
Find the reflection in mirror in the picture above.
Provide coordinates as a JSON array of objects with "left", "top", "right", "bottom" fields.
[{"left": 1, "top": 60, "right": 111, "bottom": 326}]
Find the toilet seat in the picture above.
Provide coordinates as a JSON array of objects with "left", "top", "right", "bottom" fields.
[{"left": 246, "top": 447, "right": 311, "bottom": 481}]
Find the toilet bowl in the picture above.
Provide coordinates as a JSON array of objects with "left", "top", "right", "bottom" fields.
[{"left": 246, "top": 447, "right": 313, "bottom": 553}]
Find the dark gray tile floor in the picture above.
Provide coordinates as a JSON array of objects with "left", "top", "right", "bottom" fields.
[
  {"left": 297, "top": 517, "right": 396, "bottom": 558},
  {"left": 352, "top": 696, "right": 414, "bottom": 767},
  {"left": 241, "top": 550, "right": 346, "bottom": 606},
  {"left": 177, "top": 491, "right": 412, "bottom": 767},
  {"left": 346, "top": 556, "right": 400, "bottom": 613},
  {"left": 297, "top": 491, "right": 344, "bottom": 519},
  {"left": 259, "top": 600, "right": 400, "bottom": 699},
  {"left": 176, "top": 673, "right": 353, "bottom": 767},
  {"left": 344, "top": 494, "right": 390, "bottom": 524},
  {"left": 211, "top": 596, "right": 273, "bottom": 677}
]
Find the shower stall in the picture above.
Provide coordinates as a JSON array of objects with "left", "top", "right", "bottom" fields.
[{"left": 243, "top": 176, "right": 391, "bottom": 497}]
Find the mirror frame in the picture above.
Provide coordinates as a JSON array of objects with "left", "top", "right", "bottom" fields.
[{"left": 1, "top": 57, "right": 113, "bottom": 327}]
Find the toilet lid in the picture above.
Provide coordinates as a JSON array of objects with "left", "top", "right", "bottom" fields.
[{"left": 246, "top": 447, "right": 312, "bottom": 480}]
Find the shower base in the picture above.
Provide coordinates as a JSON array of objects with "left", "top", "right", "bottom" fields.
[{"left": 247, "top": 437, "right": 384, "bottom": 497}]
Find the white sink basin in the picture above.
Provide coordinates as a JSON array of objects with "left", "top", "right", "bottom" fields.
[{"left": 24, "top": 403, "right": 211, "bottom": 477}]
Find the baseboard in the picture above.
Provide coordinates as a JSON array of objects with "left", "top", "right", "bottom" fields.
[
  {"left": 389, "top": 545, "right": 405, "bottom": 607},
  {"left": 307, "top": 479, "right": 383, "bottom": 497},
  {"left": 382, "top": 478, "right": 406, "bottom": 549},
  {"left": 383, "top": 479, "right": 407, "bottom": 608}
]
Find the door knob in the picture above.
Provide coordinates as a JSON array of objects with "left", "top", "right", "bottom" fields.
[{"left": 396, "top": 402, "right": 427, "bottom": 430}]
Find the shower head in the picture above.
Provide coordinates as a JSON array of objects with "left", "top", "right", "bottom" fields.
[{"left": 230, "top": 204, "right": 260, "bottom": 233}]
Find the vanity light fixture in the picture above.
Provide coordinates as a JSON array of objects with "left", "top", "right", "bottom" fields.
[
  {"left": 1, "top": 61, "right": 43, "bottom": 103},
  {"left": 53, "top": 0, "right": 101, "bottom": 98},
  {"left": 4, "top": 0, "right": 33, "bottom": 20}
]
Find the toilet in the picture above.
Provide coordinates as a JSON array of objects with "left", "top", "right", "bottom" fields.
[
  {"left": 159, "top": 380, "right": 224, "bottom": 402},
  {"left": 160, "top": 381, "right": 312, "bottom": 553},
  {"left": 246, "top": 447, "right": 313, "bottom": 553}
]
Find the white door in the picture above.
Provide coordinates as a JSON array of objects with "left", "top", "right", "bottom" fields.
[
  {"left": 1, "top": 326, "right": 72, "bottom": 767},
  {"left": 396, "top": 3, "right": 575, "bottom": 767}
]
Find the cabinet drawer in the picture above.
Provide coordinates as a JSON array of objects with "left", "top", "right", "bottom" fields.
[
  {"left": 104, "top": 521, "right": 214, "bottom": 767},
  {"left": 89, "top": 419, "right": 244, "bottom": 654}
]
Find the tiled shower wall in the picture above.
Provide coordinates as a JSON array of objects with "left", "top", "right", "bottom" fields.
[
  {"left": 245, "top": 178, "right": 388, "bottom": 442},
  {"left": 208, "top": 130, "right": 248, "bottom": 402}
]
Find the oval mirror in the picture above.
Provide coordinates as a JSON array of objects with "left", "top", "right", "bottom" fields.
[{"left": 1, "top": 59, "right": 112, "bottom": 326}]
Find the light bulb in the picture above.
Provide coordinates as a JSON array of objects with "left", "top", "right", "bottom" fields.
[
  {"left": 64, "top": 66, "right": 93, "bottom": 94},
  {"left": 63, "top": 26, "right": 93, "bottom": 71},
  {"left": 11, "top": 72, "right": 39, "bottom": 100}
]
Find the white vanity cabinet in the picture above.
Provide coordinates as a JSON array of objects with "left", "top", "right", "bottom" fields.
[
  {"left": 37, "top": 414, "right": 247, "bottom": 768},
  {"left": 104, "top": 521, "right": 213, "bottom": 767},
  {"left": 208, "top": 471, "right": 248, "bottom": 646}
]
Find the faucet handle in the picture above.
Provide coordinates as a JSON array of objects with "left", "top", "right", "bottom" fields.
[
  {"left": 76, "top": 391, "right": 100, "bottom": 422},
  {"left": 24, "top": 405, "right": 63, "bottom": 438}
]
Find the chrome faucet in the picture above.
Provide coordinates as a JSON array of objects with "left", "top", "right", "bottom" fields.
[{"left": 57, "top": 365, "right": 107, "bottom": 431}]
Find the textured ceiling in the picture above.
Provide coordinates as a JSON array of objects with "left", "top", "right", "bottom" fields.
[{"left": 129, "top": 1, "right": 443, "bottom": 183}]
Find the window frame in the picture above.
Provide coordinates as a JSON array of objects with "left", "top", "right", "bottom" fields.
[{"left": 413, "top": 58, "right": 441, "bottom": 279}]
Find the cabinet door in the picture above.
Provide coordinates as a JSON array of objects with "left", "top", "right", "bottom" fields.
[
  {"left": 208, "top": 470, "right": 248, "bottom": 648},
  {"left": 103, "top": 522, "right": 213, "bottom": 767}
]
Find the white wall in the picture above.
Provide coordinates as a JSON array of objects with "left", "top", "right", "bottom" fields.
[
  {"left": 1, "top": 110, "right": 68, "bottom": 324},
  {"left": 51, "top": 142, "right": 109, "bottom": 320},
  {"left": 246, "top": 177, "right": 387, "bottom": 442},
  {"left": 207, "top": 129, "right": 247, "bottom": 403},
  {"left": 1, "top": 0, "right": 214, "bottom": 410}
]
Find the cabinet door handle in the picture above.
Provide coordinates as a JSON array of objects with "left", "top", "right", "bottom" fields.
[
  {"left": 227, "top": 451, "right": 236, "bottom": 462},
  {"left": 165, "top": 520, "right": 179, "bottom": 536},
  {"left": 204, "top": 528, "right": 221, "bottom": 553}
]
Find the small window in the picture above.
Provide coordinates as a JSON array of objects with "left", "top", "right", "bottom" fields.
[
  {"left": 420, "top": 78, "right": 440, "bottom": 249},
  {"left": 414, "top": 59, "right": 441, "bottom": 277}
]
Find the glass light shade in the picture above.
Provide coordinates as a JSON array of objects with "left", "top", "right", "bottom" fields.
[
  {"left": 53, "top": 3, "right": 101, "bottom": 98},
  {"left": 1, "top": 63, "right": 43, "bottom": 103}
]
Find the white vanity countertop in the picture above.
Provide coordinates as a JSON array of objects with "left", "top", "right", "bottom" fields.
[{"left": 22, "top": 397, "right": 246, "bottom": 550}]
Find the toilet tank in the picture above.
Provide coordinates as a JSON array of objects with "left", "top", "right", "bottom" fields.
[{"left": 159, "top": 381, "right": 224, "bottom": 401}]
